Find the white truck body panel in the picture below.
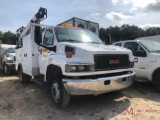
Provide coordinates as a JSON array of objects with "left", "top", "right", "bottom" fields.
[{"left": 16, "top": 26, "right": 41, "bottom": 76}]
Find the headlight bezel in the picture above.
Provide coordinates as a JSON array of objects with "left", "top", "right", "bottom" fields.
[{"left": 65, "top": 62, "right": 95, "bottom": 72}]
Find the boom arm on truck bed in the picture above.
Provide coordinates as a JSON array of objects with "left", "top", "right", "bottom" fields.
[{"left": 16, "top": 7, "right": 47, "bottom": 41}]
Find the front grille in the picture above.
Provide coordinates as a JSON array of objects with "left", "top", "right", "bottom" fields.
[{"left": 94, "top": 54, "right": 129, "bottom": 71}]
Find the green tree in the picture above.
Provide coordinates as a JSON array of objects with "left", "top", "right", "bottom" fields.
[
  {"left": 99, "top": 24, "right": 160, "bottom": 42},
  {"left": 0, "top": 31, "right": 3, "bottom": 41},
  {"left": 1, "top": 31, "right": 17, "bottom": 45}
]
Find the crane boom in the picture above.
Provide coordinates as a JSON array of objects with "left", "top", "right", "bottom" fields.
[{"left": 16, "top": 7, "right": 47, "bottom": 40}]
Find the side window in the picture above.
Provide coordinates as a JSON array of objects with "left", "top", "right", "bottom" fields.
[
  {"left": 115, "top": 43, "right": 122, "bottom": 46},
  {"left": 124, "top": 42, "right": 146, "bottom": 57},
  {"left": 43, "top": 29, "right": 54, "bottom": 46}
]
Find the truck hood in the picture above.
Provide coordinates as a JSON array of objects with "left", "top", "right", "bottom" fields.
[
  {"left": 149, "top": 52, "right": 160, "bottom": 60},
  {"left": 58, "top": 42, "right": 131, "bottom": 53},
  {"left": 57, "top": 42, "right": 133, "bottom": 61}
]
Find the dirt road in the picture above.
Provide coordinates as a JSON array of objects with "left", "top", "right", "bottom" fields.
[{"left": 0, "top": 72, "right": 160, "bottom": 120}]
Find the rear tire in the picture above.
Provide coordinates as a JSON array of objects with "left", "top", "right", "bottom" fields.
[
  {"left": 50, "top": 69, "right": 70, "bottom": 108},
  {"left": 155, "top": 73, "right": 160, "bottom": 92},
  {"left": 19, "top": 66, "right": 31, "bottom": 84}
]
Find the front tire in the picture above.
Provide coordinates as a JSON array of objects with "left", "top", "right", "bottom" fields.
[
  {"left": 155, "top": 73, "right": 160, "bottom": 92},
  {"left": 51, "top": 69, "right": 70, "bottom": 108}
]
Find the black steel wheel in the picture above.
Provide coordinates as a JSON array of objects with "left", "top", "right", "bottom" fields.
[{"left": 51, "top": 69, "right": 70, "bottom": 108}]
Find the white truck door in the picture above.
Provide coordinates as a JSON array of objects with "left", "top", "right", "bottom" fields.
[
  {"left": 124, "top": 42, "right": 148, "bottom": 79},
  {"left": 39, "top": 29, "right": 54, "bottom": 74}
]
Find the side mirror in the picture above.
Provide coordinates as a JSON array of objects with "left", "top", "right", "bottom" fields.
[
  {"left": 34, "top": 26, "right": 42, "bottom": 44},
  {"left": 133, "top": 51, "right": 147, "bottom": 57},
  {"left": 104, "top": 34, "right": 112, "bottom": 45}
]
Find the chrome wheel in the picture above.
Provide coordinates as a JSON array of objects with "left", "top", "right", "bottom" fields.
[{"left": 51, "top": 82, "right": 60, "bottom": 103}]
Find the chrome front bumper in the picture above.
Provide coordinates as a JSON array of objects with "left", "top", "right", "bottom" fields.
[{"left": 62, "top": 72, "right": 135, "bottom": 95}]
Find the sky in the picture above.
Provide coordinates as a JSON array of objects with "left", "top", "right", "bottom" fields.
[{"left": 0, "top": 0, "right": 160, "bottom": 32}]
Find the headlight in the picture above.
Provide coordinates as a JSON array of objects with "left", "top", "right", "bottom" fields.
[
  {"left": 79, "top": 66, "right": 85, "bottom": 71},
  {"left": 65, "top": 62, "right": 95, "bottom": 72},
  {"left": 70, "top": 66, "right": 76, "bottom": 72}
]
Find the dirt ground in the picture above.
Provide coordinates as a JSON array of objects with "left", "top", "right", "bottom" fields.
[{"left": 0, "top": 72, "right": 160, "bottom": 120}]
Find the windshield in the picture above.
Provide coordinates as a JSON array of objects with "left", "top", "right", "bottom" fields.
[
  {"left": 140, "top": 40, "right": 160, "bottom": 52},
  {"left": 7, "top": 48, "right": 15, "bottom": 53},
  {"left": 54, "top": 27, "right": 103, "bottom": 44}
]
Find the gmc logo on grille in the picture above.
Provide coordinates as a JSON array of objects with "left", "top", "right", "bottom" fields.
[{"left": 109, "top": 60, "right": 120, "bottom": 64}]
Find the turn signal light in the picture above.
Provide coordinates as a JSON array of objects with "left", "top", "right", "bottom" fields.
[{"left": 66, "top": 52, "right": 73, "bottom": 58}]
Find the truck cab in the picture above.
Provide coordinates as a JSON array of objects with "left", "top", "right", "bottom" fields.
[
  {"left": 0, "top": 44, "right": 16, "bottom": 75},
  {"left": 113, "top": 40, "right": 160, "bottom": 91}
]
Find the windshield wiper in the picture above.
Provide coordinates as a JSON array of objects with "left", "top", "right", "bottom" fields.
[{"left": 60, "top": 39, "right": 82, "bottom": 43}]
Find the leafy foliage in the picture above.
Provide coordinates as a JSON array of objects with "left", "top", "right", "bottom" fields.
[
  {"left": 99, "top": 24, "right": 160, "bottom": 43},
  {"left": 0, "top": 31, "right": 17, "bottom": 45}
]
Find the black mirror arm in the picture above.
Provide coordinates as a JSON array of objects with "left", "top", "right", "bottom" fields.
[{"left": 37, "top": 43, "right": 56, "bottom": 52}]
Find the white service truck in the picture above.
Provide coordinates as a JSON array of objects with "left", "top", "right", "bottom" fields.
[
  {"left": 0, "top": 43, "right": 16, "bottom": 75},
  {"left": 113, "top": 40, "right": 160, "bottom": 91},
  {"left": 16, "top": 7, "right": 135, "bottom": 108}
]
